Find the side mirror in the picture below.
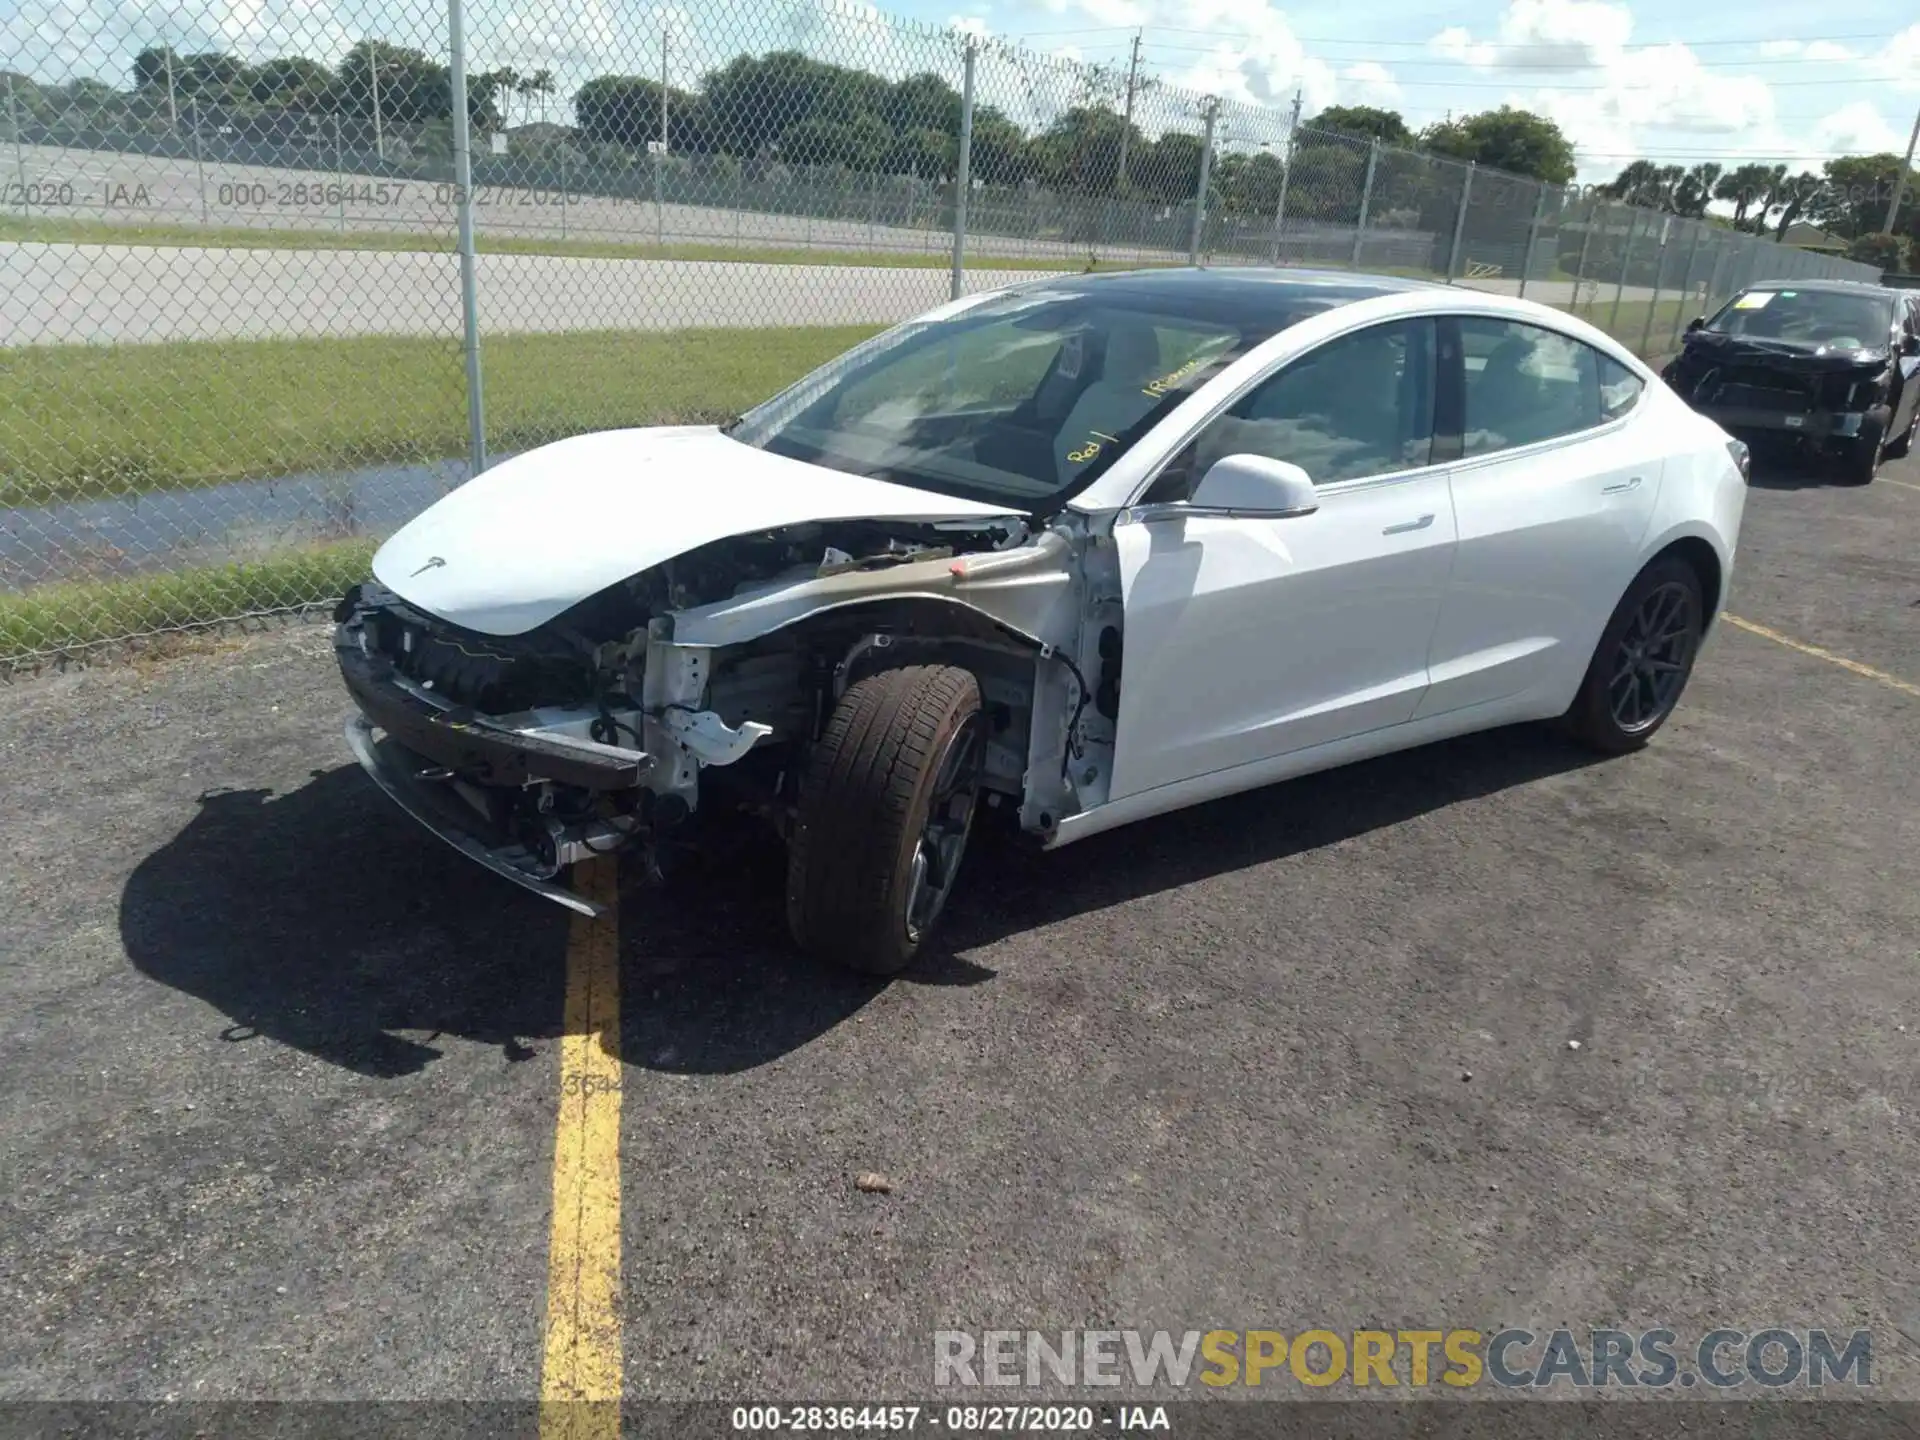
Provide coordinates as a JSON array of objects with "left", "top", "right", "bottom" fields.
[
  {"left": 1686, "top": 317, "right": 1706, "bottom": 334},
  {"left": 1902, "top": 333, "right": 1920, "bottom": 357},
  {"left": 1189, "top": 454, "right": 1319, "bottom": 517}
]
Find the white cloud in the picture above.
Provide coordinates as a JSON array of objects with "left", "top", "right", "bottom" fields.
[
  {"left": 1866, "top": 22, "right": 1920, "bottom": 93},
  {"left": 1809, "top": 101, "right": 1908, "bottom": 156},
  {"left": 1338, "top": 61, "right": 1401, "bottom": 110},
  {"left": 1757, "top": 39, "right": 1855, "bottom": 62},
  {"left": 1038, "top": 0, "right": 1148, "bottom": 29},
  {"left": 1427, "top": 0, "right": 1631, "bottom": 72}
]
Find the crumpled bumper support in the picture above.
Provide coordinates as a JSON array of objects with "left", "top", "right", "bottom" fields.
[{"left": 343, "top": 715, "right": 610, "bottom": 918}]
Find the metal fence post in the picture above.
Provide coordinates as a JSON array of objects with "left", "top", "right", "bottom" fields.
[
  {"left": 1267, "top": 135, "right": 1295, "bottom": 265},
  {"left": 559, "top": 144, "right": 568, "bottom": 240},
  {"left": 1189, "top": 99, "right": 1218, "bottom": 266},
  {"left": 1350, "top": 137, "right": 1378, "bottom": 268},
  {"left": 1638, "top": 215, "right": 1670, "bottom": 357},
  {"left": 1668, "top": 222, "right": 1704, "bottom": 351},
  {"left": 1445, "top": 161, "right": 1474, "bottom": 283},
  {"left": 189, "top": 97, "right": 208, "bottom": 225},
  {"left": 370, "top": 50, "right": 384, "bottom": 162},
  {"left": 1701, "top": 239, "right": 1727, "bottom": 316},
  {"left": 448, "top": 0, "right": 488, "bottom": 477},
  {"left": 949, "top": 36, "right": 976, "bottom": 301},
  {"left": 1608, "top": 209, "right": 1640, "bottom": 336},
  {"left": 1517, "top": 185, "right": 1547, "bottom": 299},
  {"left": 6, "top": 73, "right": 27, "bottom": 220},
  {"left": 1570, "top": 200, "right": 1597, "bottom": 314},
  {"left": 333, "top": 112, "right": 346, "bottom": 231}
]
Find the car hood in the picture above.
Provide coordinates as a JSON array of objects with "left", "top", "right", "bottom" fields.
[
  {"left": 1677, "top": 332, "right": 1890, "bottom": 372},
  {"left": 372, "top": 426, "right": 1022, "bottom": 636}
]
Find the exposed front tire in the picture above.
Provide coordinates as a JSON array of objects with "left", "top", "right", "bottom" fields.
[
  {"left": 1836, "top": 417, "right": 1884, "bottom": 485},
  {"left": 1563, "top": 556, "right": 1705, "bottom": 755},
  {"left": 1886, "top": 407, "right": 1917, "bottom": 461},
  {"left": 786, "top": 664, "right": 984, "bottom": 975}
]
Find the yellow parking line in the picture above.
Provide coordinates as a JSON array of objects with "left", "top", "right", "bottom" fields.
[
  {"left": 1721, "top": 614, "right": 1920, "bottom": 698},
  {"left": 540, "top": 856, "right": 623, "bottom": 1440}
]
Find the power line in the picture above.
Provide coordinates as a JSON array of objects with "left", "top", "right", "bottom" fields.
[
  {"left": 1137, "top": 26, "right": 1906, "bottom": 51},
  {"left": 1143, "top": 55, "right": 1905, "bottom": 91},
  {"left": 1274, "top": 52, "right": 1883, "bottom": 71}
]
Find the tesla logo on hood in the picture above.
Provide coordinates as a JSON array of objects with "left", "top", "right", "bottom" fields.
[{"left": 410, "top": 556, "right": 447, "bottom": 577}]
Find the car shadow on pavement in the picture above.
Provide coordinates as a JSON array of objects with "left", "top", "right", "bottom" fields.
[
  {"left": 1743, "top": 449, "right": 1845, "bottom": 491},
  {"left": 120, "top": 765, "right": 572, "bottom": 1079},
  {"left": 616, "top": 722, "right": 1607, "bottom": 1074},
  {"left": 122, "top": 727, "right": 1603, "bottom": 1081},
  {"left": 614, "top": 825, "right": 996, "bottom": 1077},
  {"left": 940, "top": 722, "right": 1608, "bottom": 955}
]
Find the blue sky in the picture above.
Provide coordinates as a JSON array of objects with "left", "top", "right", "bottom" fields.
[
  {"left": 919, "top": 0, "right": 1920, "bottom": 181},
  {"left": 3, "top": 0, "right": 1916, "bottom": 184}
]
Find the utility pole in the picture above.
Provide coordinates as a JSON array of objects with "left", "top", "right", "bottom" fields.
[
  {"left": 1882, "top": 103, "right": 1920, "bottom": 235},
  {"left": 1114, "top": 31, "right": 1141, "bottom": 195}
]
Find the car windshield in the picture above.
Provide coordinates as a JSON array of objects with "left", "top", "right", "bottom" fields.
[
  {"left": 726, "top": 281, "right": 1354, "bottom": 510},
  {"left": 1706, "top": 288, "right": 1894, "bottom": 347}
]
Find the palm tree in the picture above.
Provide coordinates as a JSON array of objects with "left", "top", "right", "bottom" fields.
[{"left": 520, "top": 69, "right": 556, "bottom": 126}]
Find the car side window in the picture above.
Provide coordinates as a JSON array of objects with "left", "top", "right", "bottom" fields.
[
  {"left": 1598, "top": 355, "right": 1643, "bottom": 421},
  {"left": 1461, "top": 318, "right": 1623, "bottom": 456},
  {"left": 1147, "top": 319, "right": 1437, "bottom": 500}
]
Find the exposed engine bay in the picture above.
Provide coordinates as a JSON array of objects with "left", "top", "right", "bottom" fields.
[{"left": 335, "top": 513, "right": 1114, "bottom": 916}]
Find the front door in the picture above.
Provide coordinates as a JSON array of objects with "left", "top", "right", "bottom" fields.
[{"left": 1109, "top": 317, "right": 1456, "bottom": 802}]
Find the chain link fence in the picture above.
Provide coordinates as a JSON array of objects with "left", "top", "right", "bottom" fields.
[{"left": 0, "top": 0, "right": 1882, "bottom": 665}]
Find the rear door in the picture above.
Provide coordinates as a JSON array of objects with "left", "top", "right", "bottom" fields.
[{"left": 1415, "top": 316, "right": 1662, "bottom": 720}]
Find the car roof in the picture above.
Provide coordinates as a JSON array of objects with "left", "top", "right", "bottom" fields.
[
  {"left": 1010, "top": 265, "right": 1438, "bottom": 314},
  {"left": 1740, "top": 278, "right": 1894, "bottom": 296}
]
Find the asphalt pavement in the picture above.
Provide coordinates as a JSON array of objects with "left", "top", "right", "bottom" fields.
[{"left": 1, "top": 448, "right": 1917, "bottom": 1410}]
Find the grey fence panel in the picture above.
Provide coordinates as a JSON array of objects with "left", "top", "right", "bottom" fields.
[
  {"left": 0, "top": 0, "right": 1885, "bottom": 664},
  {"left": 1, "top": 0, "right": 467, "bottom": 666}
]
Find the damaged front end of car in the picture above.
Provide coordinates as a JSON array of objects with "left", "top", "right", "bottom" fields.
[
  {"left": 1661, "top": 335, "right": 1896, "bottom": 453},
  {"left": 335, "top": 514, "right": 1087, "bottom": 917}
]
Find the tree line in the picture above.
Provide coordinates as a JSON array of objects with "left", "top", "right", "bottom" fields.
[
  {"left": 6, "top": 41, "right": 1911, "bottom": 266},
  {"left": 1596, "top": 156, "right": 1918, "bottom": 268}
]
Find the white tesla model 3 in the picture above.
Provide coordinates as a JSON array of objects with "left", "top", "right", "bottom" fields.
[{"left": 337, "top": 268, "right": 1748, "bottom": 971}]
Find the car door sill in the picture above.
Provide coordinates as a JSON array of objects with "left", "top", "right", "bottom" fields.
[{"left": 1049, "top": 692, "right": 1545, "bottom": 849}]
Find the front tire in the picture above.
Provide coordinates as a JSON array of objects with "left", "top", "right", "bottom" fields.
[
  {"left": 1886, "top": 406, "right": 1917, "bottom": 461},
  {"left": 1836, "top": 417, "right": 1884, "bottom": 485},
  {"left": 786, "top": 665, "right": 984, "bottom": 975},
  {"left": 1563, "top": 557, "right": 1705, "bottom": 754}
]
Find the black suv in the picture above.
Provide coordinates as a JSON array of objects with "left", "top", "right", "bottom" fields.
[{"left": 1661, "top": 281, "right": 1920, "bottom": 483}]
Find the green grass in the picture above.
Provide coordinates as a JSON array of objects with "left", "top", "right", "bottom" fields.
[
  {"left": 0, "top": 539, "right": 376, "bottom": 664},
  {"left": 0, "top": 324, "right": 881, "bottom": 509},
  {"left": 0, "top": 215, "right": 1132, "bottom": 273},
  {"left": 1559, "top": 295, "right": 1693, "bottom": 352},
  {"left": 0, "top": 294, "right": 1689, "bottom": 665}
]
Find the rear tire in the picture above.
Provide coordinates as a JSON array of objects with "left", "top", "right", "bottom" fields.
[
  {"left": 786, "top": 665, "right": 984, "bottom": 975},
  {"left": 1563, "top": 556, "right": 1705, "bottom": 755}
]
